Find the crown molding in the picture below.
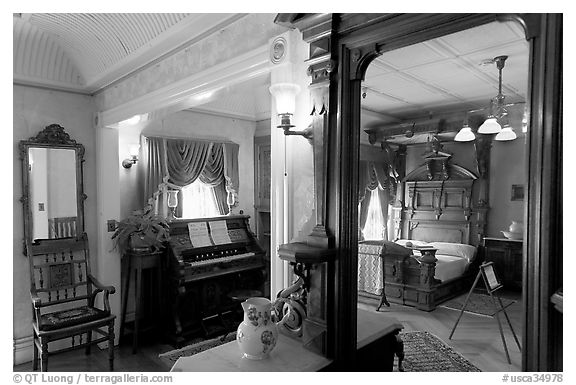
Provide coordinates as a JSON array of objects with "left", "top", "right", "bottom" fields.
[{"left": 97, "top": 44, "right": 271, "bottom": 128}]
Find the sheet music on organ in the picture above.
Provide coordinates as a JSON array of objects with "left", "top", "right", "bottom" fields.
[
  {"left": 187, "top": 222, "right": 213, "bottom": 247},
  {"left": 209, "top": 220, "right": 232, "bottom": 245}
]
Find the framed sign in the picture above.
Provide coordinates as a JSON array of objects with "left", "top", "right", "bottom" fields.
[
  {"left": 511, "top": 184, "right": 524, "bottom": 201},
  {"left": 480, "top": 262, "right": 502, "bottom": 292}
]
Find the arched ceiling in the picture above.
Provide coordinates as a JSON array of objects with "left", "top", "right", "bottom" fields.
[
  {"left": 13, "top": 13, "right": 245, "bottom": 93},
  {"left": 13, "top": 14, "right": 529, "bottom": 127}
]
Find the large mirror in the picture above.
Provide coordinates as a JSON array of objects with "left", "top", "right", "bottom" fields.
[{"left": 19, "top": 124, "right": 85, "bottom": 248}]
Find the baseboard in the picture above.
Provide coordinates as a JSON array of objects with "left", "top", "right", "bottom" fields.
[
  {"left": 14, "top": 333, "right": 115, "bottom": 367},
  {"left": 13, "top": 336, "right": 34, "bottom": 366}
]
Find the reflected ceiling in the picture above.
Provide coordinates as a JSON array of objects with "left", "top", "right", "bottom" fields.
[{"left": 361, "top": 20, "right": 529, "bottom": 138}]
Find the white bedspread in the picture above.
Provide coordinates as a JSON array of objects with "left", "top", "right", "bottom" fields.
[{"left": 433, "top": 254, "right": 469, "bottom": 282}]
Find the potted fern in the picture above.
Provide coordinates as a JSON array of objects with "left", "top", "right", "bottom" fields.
[{"left": 111, "top": 204, "right": 170, "bottom": 254}]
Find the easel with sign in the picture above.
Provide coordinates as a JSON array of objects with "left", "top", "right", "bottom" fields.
[{"left": 448, "top": 262, "right": 521, "bottom": 364}]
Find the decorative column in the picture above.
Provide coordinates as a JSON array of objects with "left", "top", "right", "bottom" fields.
[
  {"left": 274, "top": 14, "right": 337, "bottom": 357},
  {"left": 417, "top": 249, "right": 438, "bottom": 311},
  {"left": 268, "top": 30, "right": 310, "bottom": 299},
  {"left": 392, "top": 145, "right": 407, "bottom": 240},
  {"left": 474, "top": 131, "right": 491, "bottom": 244}
]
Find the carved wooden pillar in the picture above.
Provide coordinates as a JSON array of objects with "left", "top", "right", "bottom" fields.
[
  {"left": 275, "top": 14, "right": 336, "bottom": 357},
  {"left": 307, "top": 78, "right": 333, "bottom": 247},
  {"left": 392, "top": 145, "right": 407, "bottom": 240},
  {"left": 417, "top": 249, "right": 437, "bottom": 311},
  {"left": 474, "top": 134, "right": 491, "bottom": 243}
]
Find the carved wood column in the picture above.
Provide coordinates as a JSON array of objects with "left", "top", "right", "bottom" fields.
[
  {"left": 474, "top": 134, "right": 491, "bottom": 244},
  {"left": 392, "top": 145, "right": 407, "bottom": 240},
  {"left": 275, "top": 14, "right": 337, "bottom": 357}
]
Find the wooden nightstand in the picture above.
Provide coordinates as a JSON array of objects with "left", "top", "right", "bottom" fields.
[{"left": 482, "top": 237, "right": 523, "bottom": 291}]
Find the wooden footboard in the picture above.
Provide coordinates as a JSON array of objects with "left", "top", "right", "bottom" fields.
[{"left": 366, "top": 251, "right": 476, "bottom": 311}]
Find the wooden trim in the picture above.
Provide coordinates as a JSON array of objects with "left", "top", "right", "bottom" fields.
[
  {"left": 522, "top": 13, "right": 563, "bottom": 372},
  {"left": 280, "top": 12, "right": 562, "bottom": 371},
  {"left": 329, "top": 44, "right": 361, "bottom": 367},
  {"left": 337, "top": 13, "right": 561, "bottom": 372},
  {"left": 97, "top": 44, "right": 271, "bottom": 127}
]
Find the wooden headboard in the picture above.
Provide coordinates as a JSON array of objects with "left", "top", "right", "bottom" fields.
[
  {"left": 405, "top": 220, "right": 470, "bottom": 244},
  {"left": 392, "top": 152, "right": 484, "bottom": 246}
]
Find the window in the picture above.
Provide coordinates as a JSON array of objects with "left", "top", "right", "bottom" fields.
[
  {"left": 180, "top": 180, "right": 220, "bottom": 218},
  {"left": 362, "top": 188, "right": 388, "bottom": 240}
]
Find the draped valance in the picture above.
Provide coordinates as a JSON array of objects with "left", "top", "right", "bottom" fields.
[{"left": 143, "top": 136, "right": 239, "bottom": 215}]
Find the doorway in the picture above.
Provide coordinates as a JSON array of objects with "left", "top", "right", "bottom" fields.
[{"left": 356, "top": 21, "right": 528, "bottom": 370}]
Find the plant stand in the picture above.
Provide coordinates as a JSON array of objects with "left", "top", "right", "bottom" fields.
[{"left": 119, "top": 250, "right": 164, "bottom": 353}]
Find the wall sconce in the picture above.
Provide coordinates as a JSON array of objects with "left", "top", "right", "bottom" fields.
[
  {"left": 269, "top": 83, "right": 312, "bottom": 139},
  {"left": 122, "top": 144, "right": 140, "bottom": 168}
]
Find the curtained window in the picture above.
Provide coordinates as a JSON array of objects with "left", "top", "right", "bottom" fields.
[
  {"left": 362, "top": 188, "right": 391, "bottom": 240},
  {"left": 143, "top": 136, "right": 240, "bottom": 218},
  {"left": 358, "top": 157, "right": 398, "bottom": 241},
  {"left": 181, "top": 180, "right": 220, "bottom": 218}
]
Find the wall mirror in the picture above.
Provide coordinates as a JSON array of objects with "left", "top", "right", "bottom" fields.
[{"left": 19, "top": 124, "right": 86, "bottom": 249}]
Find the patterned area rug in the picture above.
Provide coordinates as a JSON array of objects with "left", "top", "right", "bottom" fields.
[
  {"left": 397, "top": 331, "right": 481, "bottom": 372},
  {"left": 158, "top": 332, "right": 237, "bottom": 368},
  {"left": 441, "top": 292, "right": 515, "bottom": 317}
]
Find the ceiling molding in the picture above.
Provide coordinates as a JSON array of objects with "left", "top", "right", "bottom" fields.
[
  {"left": 13, "top": 76, "right": 90, "bottom": 95},
  {"left": 185, "top": 106, "right": 264, "bottom": 122},
  {"left": 98, "top": 44, "right": 271, "bottom": 128},
  {"left": 90, "top": 13, "right": 247, "bottom": 93}
]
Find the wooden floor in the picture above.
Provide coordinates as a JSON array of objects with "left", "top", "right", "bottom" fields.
[
  {"left": 14, "top": 291, "right": 522, "bottom": 372},
  {"left": 358, "top": 290, "right": 523, "bottom": 372}
]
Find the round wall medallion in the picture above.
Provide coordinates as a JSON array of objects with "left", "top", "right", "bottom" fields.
[{"left": 270, "top": 37, "right": 287, "bottom": 64}]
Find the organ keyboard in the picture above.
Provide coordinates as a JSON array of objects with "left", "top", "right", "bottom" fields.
[{"left": 163, "top": 215, "right": 266, "bottom": 346}]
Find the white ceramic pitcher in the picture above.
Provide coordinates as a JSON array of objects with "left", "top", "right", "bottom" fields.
[
  {"left": 508, "top": 221, "right": 523, "bottom": 233},
  {"left": 236, "top": 297, "right": 292, "bottom": 360}
]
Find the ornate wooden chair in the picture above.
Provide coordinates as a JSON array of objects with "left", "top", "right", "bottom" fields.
[{"left": 27, "top": 235, "right": 116, "bottom": 371}]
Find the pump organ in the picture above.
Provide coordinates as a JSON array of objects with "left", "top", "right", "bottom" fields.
[{"left": 163, "top": 214, "right": 265, "bottom": 346}]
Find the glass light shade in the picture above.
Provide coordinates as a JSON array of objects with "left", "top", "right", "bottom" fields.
[
  {"left": 494, "top": 125, "right": 517, "bottom": 141},
  {"left": 477, "top": 116, "right": 502, "bottom": 134},
  {"left": 454, "top": 125, "right": 475, "bottom": 142},
  {"left": 167, "top": 190, "right": 179, "bottom": 208},
  {"left": 269, "top": 83, "right": 301, "bottom": 115},
  {"left": 128, "top": 144, "right": 140, "bottom": 158},
  {"left": 227, "top": 191, "right": 235, "bottom": 207}
]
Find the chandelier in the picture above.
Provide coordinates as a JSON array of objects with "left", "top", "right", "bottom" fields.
[{"left": 455, "top": 55, "right": 517, "bottom": 142}]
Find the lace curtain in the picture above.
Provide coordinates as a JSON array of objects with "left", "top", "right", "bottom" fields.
[{"left": 143, "top": 136, "right": 239, "bottom": 217}]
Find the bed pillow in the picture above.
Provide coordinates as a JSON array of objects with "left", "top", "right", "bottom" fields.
[
  {"left": 381, "top": 240, "right": 412, "bottom": 256},
  {"left": 395, "top": 239, "right": 432, "bottom": 248},
  {"left": 429, "top": 242, "right": 477, "bottom": 263}
]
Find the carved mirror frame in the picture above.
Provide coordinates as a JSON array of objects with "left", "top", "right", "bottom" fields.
[{"left": 19, "top": 124, "right": 86, "bottom": 253}]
